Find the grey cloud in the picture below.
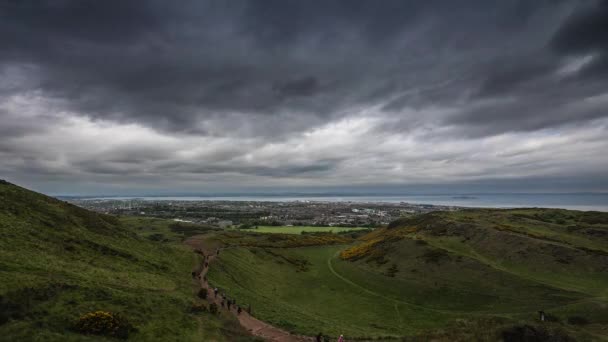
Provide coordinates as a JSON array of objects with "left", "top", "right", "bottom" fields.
[
  {"left": 475, "top": 57, "right": 559, "bottom": 98},
  {"left": 155, "top": 157, "right": 341, "bottom": 178},
  {"left": 274, "top": 77, "right": 320, "bottom": 98},
  {"left": 550, "top": 0, "right": 608, "bottom": 79},
  {"left": 1, "top": 1, "right": 608, "bottom": 194},
  {"left": 550, "top": 1, "right": 608, "bottom": 55},
  {"left": 0, "top": 0, "right": 585, "bottom": 137}
]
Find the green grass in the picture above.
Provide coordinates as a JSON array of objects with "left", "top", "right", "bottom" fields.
[
  {"left": 208, "top": 208, "right": 608, "bottom": 340},
  {"left": 207, "top": 245, "right": 593, "bottom": 339},
  {"left": 119, "top": 216, "right": 219, "bottom": 243},
  {"left": 0, "top": 181, "right": 252, "bottom": 341},
  {"left": 239, "top": 225, "right": 368, "bottom": 234}
]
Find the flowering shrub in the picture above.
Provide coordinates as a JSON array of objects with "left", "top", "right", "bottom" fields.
[
  {"left": 74, "top": 311, "right": 135, "bottom": 339},
  {"left": 340, "top": 227, "right": 411, "bottom": 261},
  {"left": 339, "top": 237, "right": 386, "bottom": 260}
]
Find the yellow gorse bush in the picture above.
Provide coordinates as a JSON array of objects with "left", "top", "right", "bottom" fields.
[
  {"left": 340, "top": 226, "right": 416, "bottom": 260},
  {"left": 74, "top": 310, "right": 134, "bottom": 339}
]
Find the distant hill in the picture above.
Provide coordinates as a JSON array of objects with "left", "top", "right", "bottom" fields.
[
  {"left": 347, "top": 208, "right": 608, "bottom": 296},
  {"left": 338, "top": 208, "right": 608, "bottom": 338},
  {"left": 0, "top": 180, "right": 251, "bottom": 341}
]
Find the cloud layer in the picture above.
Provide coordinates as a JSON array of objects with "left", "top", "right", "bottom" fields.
[{"left": 1, "top": 0, "right": 608, "bottom": 194}]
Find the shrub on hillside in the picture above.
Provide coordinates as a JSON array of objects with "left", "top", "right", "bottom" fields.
[
  {"left": 567, "top": 316, "right": 589, "bottom": 325},
  {"left": 190, "top": 303, "right": 208, "bottom": 313},
  {"left": 420, "top": 249, "right": 450, "bottom": 264},
  {"left": 385, "top": 264, "right": 398, "bottom": 277},
  {"left": 501, "top": 324, "right": 573, "bottom": 342},
  {"left": 73, "top": 311, "right": 135, "bottom": 339},
  {"left": 544, "top": 313, "right": 560, "bottom": 322}
]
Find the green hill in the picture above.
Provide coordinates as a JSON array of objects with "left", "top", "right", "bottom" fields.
[
  {"left": 208, "top": 208, "right": 608, "bottom": 340},
  {"left": 0, "top": 180, "right": 251, "bottom": 341}
]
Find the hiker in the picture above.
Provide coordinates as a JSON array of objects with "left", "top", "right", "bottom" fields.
[
  {"left": 214, "top": 288, "right": 218, "bottom": 298},
  {"left": 237, "top": 306, "right": 242, "bottom": 315},
  {"left": 191, "top": 271, "right": 196, "bottom": 278},
  {"left": 539, "top": 310, "right": 546, "bottom": 322},
  {"left": 221, "top": 300, "right": 225, "bottom": 308},
  {"left": 316, "top": 332, "right": 323, "bottom": 342},
  {"left": 227, "top": 300, "right": 232, "bottom": 310},
  {"left": 338, "top": 334, "right": 344, "bottom": 342},
  {"left": 205, "top": 262, "right": 209, "bottom": 268},
  {"left": 203, "top": 275, "right": 207, "bottom": 283}
]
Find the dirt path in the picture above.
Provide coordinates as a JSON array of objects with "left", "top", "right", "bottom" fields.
[{"left": 196, "top": 248, "right": 313, "bottom": 342}]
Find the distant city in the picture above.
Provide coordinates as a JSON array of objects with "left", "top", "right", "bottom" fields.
[{"left": 68, "top": 198, "right": 460, "bottom": 229}]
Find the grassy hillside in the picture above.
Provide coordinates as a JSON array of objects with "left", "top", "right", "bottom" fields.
[
  {"left": 209, "top": 208, "right": 608, "bottom": 340},
  {"left": 0, "top": 180, "right": 252, "bottom": 341}
]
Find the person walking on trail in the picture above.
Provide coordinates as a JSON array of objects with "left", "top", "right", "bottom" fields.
[
  {"left": 227, "top": 300, "right": 232, "bottom": 310},
  {"left": 214, "top": 288, "right": 218, "bottom": 298},
  {"left": 237, "top": 306, "right": 242, "bottom": 315},
  {"left": 338, "top": 334, "right": 344, "bottom": 342},
  {"left": 316, "top": 332, "right": 323, "bottom": 342}
]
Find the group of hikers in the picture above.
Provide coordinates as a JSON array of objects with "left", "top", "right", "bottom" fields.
[
  {"left": 193, "top": 248, "right": 251, "bottom": 316},
  {"left": 196, "top": 247, "right": 347, "bottom": 342},
  {"left": 214, "top": 287, "right": 250, "bottom": 315}
]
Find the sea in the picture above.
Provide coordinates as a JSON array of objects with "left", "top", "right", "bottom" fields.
[{"left": 85, "top": 193, "right": 608, "bottom": 212}]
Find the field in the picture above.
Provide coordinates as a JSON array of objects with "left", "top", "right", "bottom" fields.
[
  {"left": 239, "top": 225, "right": 369, "bottom": 234},
  {"left": 0, "top": 181, "right": 252, "bottom": 341},
  {"left": 208, "top": 208, "right": 608, "bottom": 340}
]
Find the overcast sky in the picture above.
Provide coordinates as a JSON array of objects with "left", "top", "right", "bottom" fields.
[{"left": 1, "top": 0, "right": 608, "bottom": 195}]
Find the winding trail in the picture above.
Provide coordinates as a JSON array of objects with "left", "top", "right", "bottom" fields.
[{"left": 194, "top": 247, "right": 312, "bottom": 342}]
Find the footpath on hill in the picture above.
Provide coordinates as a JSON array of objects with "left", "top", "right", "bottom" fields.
[{"left": 192, "top": 243, "right": 313, "bottom": 342}]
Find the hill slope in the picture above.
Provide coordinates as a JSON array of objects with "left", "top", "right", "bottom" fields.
[
  {"left": 208, "top": 208, "right": 608, "bottom": 340},
  {"left": 0, "top": 180, "right": 250, "bottom": 341},
  {"left": 339, "top": 208, "right": 608, "bottom": 338}
]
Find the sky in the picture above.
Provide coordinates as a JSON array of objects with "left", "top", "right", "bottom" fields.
[{"left": 1, "top": 0, "right": 608, "bottom": 195}]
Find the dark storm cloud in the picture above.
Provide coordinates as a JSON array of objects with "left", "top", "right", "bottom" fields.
[
  {"left": 475, "top": 57, "right": 559, "bottom": 98},
  {"left": 274, "top": 77, "right": 320, "bottom": 98},
  {"left": 0, "top": 0, "right": 589, "bottom": 136},
  {"left": 2, "top": 0, "right": 608, "bottom": 194},
  {"left": 550, "top": 1, "right": 608, "bottom": 55},
  {"left": 549, "top": 0, "right": 608, "bottom": 80}
]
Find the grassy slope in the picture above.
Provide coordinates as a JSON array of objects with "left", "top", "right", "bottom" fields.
[
  {"left": 209, "top": 246, "right": 457, "bottom": 338},
  {"left": 209, "top": 208, "right": 608, "bottom": 340},
  {"left": 240, "top": 226, "right": 368, "bottom": 234},
  {"left": 0, "top": 181, "right": 251, "bottom": 341}
]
